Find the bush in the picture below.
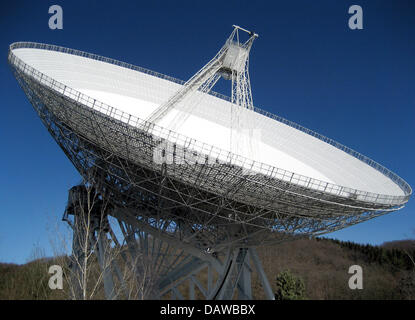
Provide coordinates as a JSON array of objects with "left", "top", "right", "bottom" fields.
[{"left": 275, "top": 269, "right": 306, "bottom": 300}]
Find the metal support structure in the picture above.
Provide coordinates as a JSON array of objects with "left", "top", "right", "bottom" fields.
[
  {"left": 9, "top": 41, "right": 409, "bottom": 254},
  {"left": 8, "top": 28, "right": 411, "bottom": 300},
  {"left": 237, "top": 249, "right": 252, "bottom": 300},
  {"left": 146, "top": 25, "right": 258, "bottom": 126},
  {"left": 157, "top": 245, "right": 273, "bottom": 300},
  {"left": 63, "top": 185, "right": 118, "bottom": 300},
  {"left": 64, "top": 188, "right": 275, "bottom": 300},
  {"left": 145, "top": 25, "right": 259, "bottom": 159},
  {"left": 249, "top": 247, "right": 275, "bottom": 300},
  {"left": 15, "top": 60, "right": 406, "bottom": 297}
]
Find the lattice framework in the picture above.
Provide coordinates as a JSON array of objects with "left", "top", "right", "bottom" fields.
[{"left": 8, "top": 36, "right": 411, "bottom": 299}]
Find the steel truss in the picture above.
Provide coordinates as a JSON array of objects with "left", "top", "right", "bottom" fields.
[
  {"left": 146, "top": 25, "right": 257, "bottom": 125},
  {"left": 8, "top": 36, "right": 411, "bottom": 299},
  {"left": 63, "top": 184, "right": 275, "bottom": 300},
  {"left": 145, "top": 25, "right": 258, "bottom": 158}
]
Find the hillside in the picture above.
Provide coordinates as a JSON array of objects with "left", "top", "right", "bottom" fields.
[
  {"left": 381, "top": 240, "right": 415, "bottom": 252},
  {"left": 255, "top": 237, "right": 415, "bottom": 299},
  {"left": 0, "top": 237, "right": 414, "bottom": 300}
]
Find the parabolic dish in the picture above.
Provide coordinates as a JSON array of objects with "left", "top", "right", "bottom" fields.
[{"left": 8, "top": 42, "right": 411, "bottom": 230}]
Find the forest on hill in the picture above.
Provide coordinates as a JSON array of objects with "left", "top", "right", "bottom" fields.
[{"left": 0, "top": 237, "right": 414, "bottom": 300}]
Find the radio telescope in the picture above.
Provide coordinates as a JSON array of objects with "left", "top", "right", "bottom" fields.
[{"left": 8, "top": 25, "right": 411, "bottom": 300}]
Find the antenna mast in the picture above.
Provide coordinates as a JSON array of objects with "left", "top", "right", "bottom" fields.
[{"left": 145, "top": 25, "right": 258, "bottom": 125}]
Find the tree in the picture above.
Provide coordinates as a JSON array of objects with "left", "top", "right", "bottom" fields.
[
  {"left": 275, "top": 269, "right": 306, "bottom": 300},
  {"left": 398, "top": 249, "right": 415, "bottom": 300},
  {"left": 58, "top": 181, "right": 117, "bottom": 299},
  {"left": 50, "top": 174, "right": 161, "bottom": 300}
]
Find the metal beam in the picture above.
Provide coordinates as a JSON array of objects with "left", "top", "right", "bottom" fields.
[
  {"left": 249, "top": 248, "right": 275, "bottom": 300},
  {"left": 114, "top": 208, "right": 224, "bottom": 272}
]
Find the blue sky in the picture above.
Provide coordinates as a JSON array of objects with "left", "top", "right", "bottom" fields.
[{"left": 0, "top": 0, "right": 414, "bottom": 264}]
